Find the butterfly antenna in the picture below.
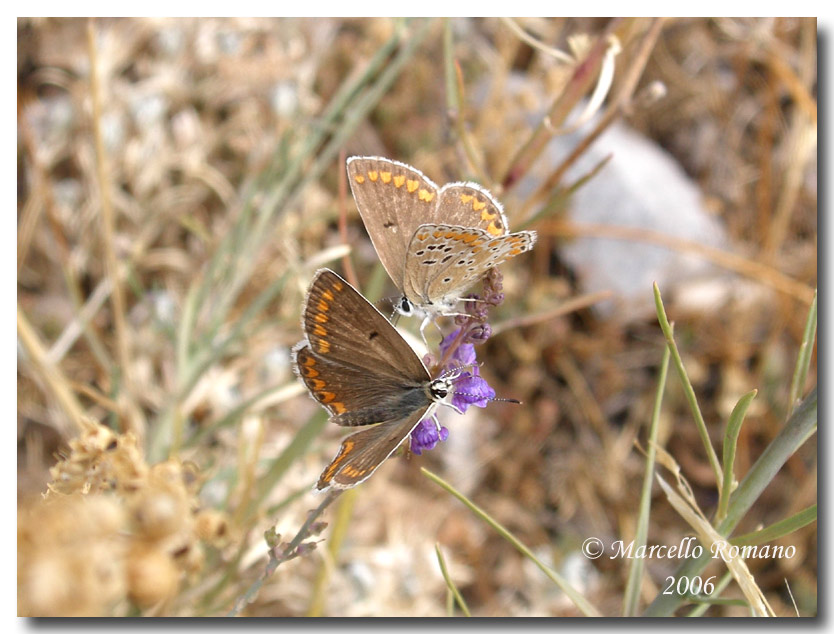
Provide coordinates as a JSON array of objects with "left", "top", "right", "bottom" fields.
[
  {"left": 438, "top": 362, "right": 480, "bottom": 380},
  {"left": 451, "top": 390, "right": 521, "bottom": 405},
  {"left": 375, "top": 294, "right": 401, "bottom": 323}
]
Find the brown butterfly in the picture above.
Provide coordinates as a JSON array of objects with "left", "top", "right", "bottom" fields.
[{"left": 293, "top": 269, "right": 456, "bottom": 490}]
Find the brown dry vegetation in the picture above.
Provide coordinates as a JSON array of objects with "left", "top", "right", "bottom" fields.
[{"left": 17, "top": 17, "right": 816, "bottom": 617}]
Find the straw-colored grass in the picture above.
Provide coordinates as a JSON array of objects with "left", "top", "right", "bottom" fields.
[{"left": 18, "top": 17, "right": 816, "bottom": 616}]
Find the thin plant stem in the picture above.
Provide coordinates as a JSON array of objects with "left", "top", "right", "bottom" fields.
[
  {"left": 643, "top": 388, "right": 816, "bottom": 616},
  {"left": 499, "top": 18, "right": 574, "bottom": 63},
  {"left": 86, "top": 19, "right": 143, "bottom": 436},
  {"left": 500, "top": 18, "right": 623, "bottom": 191},
  {"left": 17, "top": 306, "right": 93, "bottom": 436},
  {"left": 716, "top": 390, "right": 758, "bottom": 523},
  {"left": 545, "top": 222, "right": 814, "bottom": 305},
  {"left": 422, "top": 467, "right": 601, "bottom": 617},
  {"left": 245, "top": 410, "right": 329, "bottom": 523},
  {"left": 226, "top": 490, "right": 342, "bottom": 616},
  {"left": 443, "top": 19, "right": 488, "bottom": 183},
  {"left": 490, "top": 290, "right": 612, "bottom": 335},
  {"left": 623, "top": 340, "right": 671, "bottom": 616},
  {"left": 730, "top": 504, "right": 816, "bottom": 546},
  {"left": 337, "top": 149, "right": 359, "bottom": 289},
  {"left": 435, "top": 544, "right": 471, "bottom": 616},
  {"left": 18, "top": 124, "right": 114, "bottom": 373},
  {"left": 788, "top": 289, "right": 817, "bottom": 414},
  {"left": 307, "top": 488, "right": 359, "bottom": 616},
  {"left": 517, "top": 154, "right": 612, "bottom": 229},
  {"left": 522, "top": 18, "right": 665, "bottom": 214},
  {"left": 654, "top": 283, "right": 724, "bottom": 488}
]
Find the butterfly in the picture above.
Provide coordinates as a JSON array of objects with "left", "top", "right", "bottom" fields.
[
  {"left": 293, "top": 269, "right": 459, "bottom": 491},
  {"left": 346, "top": 156, "right": 536, "bottom": 333}
]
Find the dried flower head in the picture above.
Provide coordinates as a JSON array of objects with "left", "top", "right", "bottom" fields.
[{"left": 18, "top": 422, "right": 231, "bottom": 616}]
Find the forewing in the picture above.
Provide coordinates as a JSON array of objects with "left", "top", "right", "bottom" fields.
[
  {"left": 347, "top": 156, "right": 441, "bottom": 288},
  {"left": 302, "top": 269, "right": 428, "bottom": 382},
  {"left": 435, "top": 182, "right": 509, "bottom": 237},
  {"left": 316, "top": 408, "right": 429, "bottom": 490},
  {"left": 294, "top": 342, "right": 430, "bottom": 427}
]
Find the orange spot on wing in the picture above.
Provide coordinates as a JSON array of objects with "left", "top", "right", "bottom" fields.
[
  {"left": 354, "top": 175, "right": 365, "bottom": 184},
  {"left": 322, "top": 289, "right": 334, "bottom": 301},
  {"left": 302, "top": 366, "right": 319, "bottom": 378},
  {"left": 320, "top": 438, "right": 355, "bottom": 483},
  {"left": 480, "top": 208, "right": 497, "bottom": 221},
  {"left": 342, "top": 465, "right": 365, "bottom": 477},
  {"left": 393, "top": 175, "right": 405, "bottom": 187},
  {"left": 473, "top": 200, "right": 486, "bottom": 211},
  {"left": 314, "top": 312, "right": 328, "bottom": 323},
  {"left": 332, "top": 281, "right": 344, "bottom": 291},
  {"left": 487, "top": 222, "right": 502, "bottom": 236},
  {"left": 313, "top": 324, "right": 327, "bottom": 336},
  {"left": 406, "top": 179, "right": 419, "bottom": 193},
  {"left": 460, "top": 194, "right": 473, "bottom": 205},
  {"left": 331, "top": 402, "right": 346, "bottom": 414},
  {"left": 380, "top": 171, "right": 392, "bottom": 183},
  {"left": 310, "top": 378, "right": 326, "bottom": 390},
  {"left": 317, "top": 339, "right": 331, "bottom": 354},
  {"left": 418, "top": 189, "right": 435, "bottom": 202},
  {"left": 368, "top": 170, "right": 379, "bottom": 181},
  {"left": 317, "top": 299, "right": 329, "bottom": 312}
]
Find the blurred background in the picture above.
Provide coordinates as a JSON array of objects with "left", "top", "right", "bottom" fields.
[{"left": 17, "top": 17, "right": 816, "bottom": 616}]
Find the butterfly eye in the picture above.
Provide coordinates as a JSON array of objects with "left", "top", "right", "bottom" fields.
[{"left": 398, "top": 297, "right": 414, "bottom": 315}]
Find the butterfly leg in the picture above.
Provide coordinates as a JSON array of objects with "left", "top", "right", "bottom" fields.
[
  {"left": 428, "top": 412, "right": 441, "bottom": 432},
  {"left": 418, "top": 314, "right": 434, "bottom": 347},
  {"left": 437, "top": 400, "right": 464, "bottom": 415}
]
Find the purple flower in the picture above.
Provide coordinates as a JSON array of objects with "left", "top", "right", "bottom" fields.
[
  {"left": 410, "top": 279, "right": 504, "bottom": 454},
  {"left": 436, "top": 328, "right": 496, "bottom": 412},
  {"left": 410, "top": 418, "right": 449, "bottom": 455},
  {"left": 439, "top": 328, "right": 476, "bottom": 368},
  {"left": 451, "top": 371, "right": 496, "bottom": 412}
]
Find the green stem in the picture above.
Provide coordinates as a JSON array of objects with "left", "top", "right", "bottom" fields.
[
  {"left": 788, "top": 289, "right": 817, "bottom": 414},
  {"left": 643, "top": 388, "right": 816, "bottom": 616},
  {"left": 716, "top": 390, "right": 758, "bottom": 522},
  {"left": 623, "top": 340, "right": 670, "bottom": 616},
  {"left": 435, "top": 544, "right": 471, "bottom": 616},
  {"left": 653, "top": 283, "right": 724, "bottom": 489},
  {"left": 423, "top": 468, "right": 601, "bottom": 617},
  {"left": 730, "top": 505, "right": 816, "bottom": 547}
]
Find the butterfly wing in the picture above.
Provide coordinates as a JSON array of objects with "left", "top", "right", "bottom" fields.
[
  {"left": 435, "top": 182, "right": 510, "bottom": 237},
  {"left": 316, "top": 407, "right": 430, "bottom": 490},
  {"left": 294, "top": 341, "right": 431, "bottom": 427},
  {"left": 403, "top": 224, "right": 537, "bottom": 309},
  {"left": 346, "top": 156, "right": 441, "bottom": 289},
  {"left": 301, "top": 269, "right": 429, "bottom": 382},
  {"left": 401, "top": 224, "right": 492, "bottom": 307}
]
